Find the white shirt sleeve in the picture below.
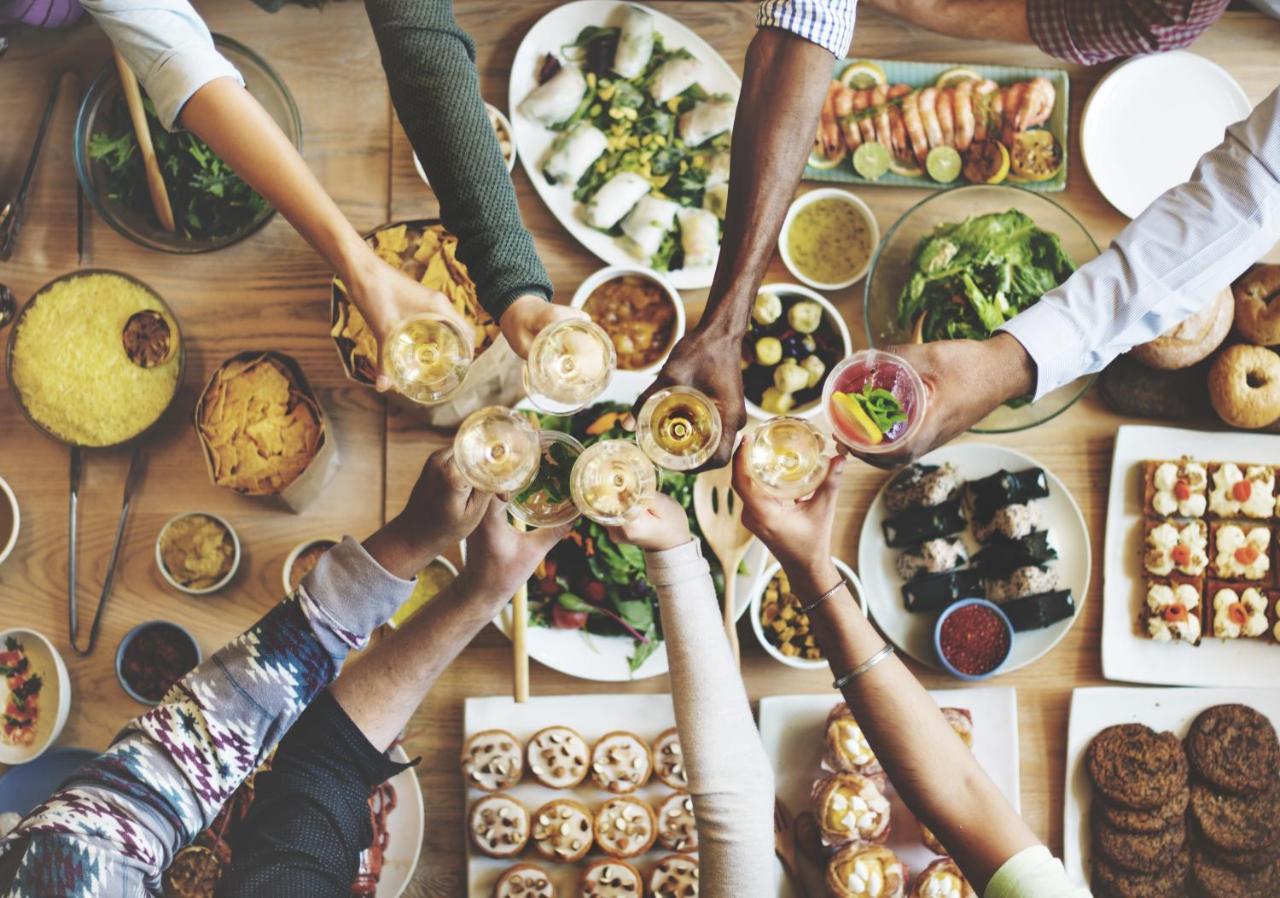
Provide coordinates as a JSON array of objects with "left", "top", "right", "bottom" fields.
[
  {"left": 80, "top": 0, "right": 243, "bottom": 130},
  {"left": 984, "top": 846, "right": 1094, "bottom": 898},
  {"left": 757, "top": 0, "right": 858, "bottom": 57},
  {"left": 645, "top": 540, "right": 775, "bottom": 898},
  {"left": 1000, "top": 85, "right": 1280, "bottom": 401}
]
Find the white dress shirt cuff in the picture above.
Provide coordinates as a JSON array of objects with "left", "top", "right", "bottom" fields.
[
  {"left": 756, "top": 0, "right": 857, "bottom": 57},
  {"left": 998, "top": 302, "right": 1083, "bottom": 402}
]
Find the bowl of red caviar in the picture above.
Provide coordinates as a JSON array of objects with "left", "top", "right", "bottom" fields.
[
  {"left": 115, "top": 621, "right": 202, "bottom": 705},
  {"left": 934, "top": 599, "right": 1014, "bottom": 680}
]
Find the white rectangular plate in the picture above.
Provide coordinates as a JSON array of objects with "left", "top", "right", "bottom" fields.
[
  {"left": 758, "top": 688, "right": 1020, "bottom": 895},
  {"left": 1102, "top": 424, "right": 1280, "bottom": 686},
  {"left": 1062, "top": 686, "right": 1280, "bottom": 886},
  {"left": 464, "top": 694, "right": 680, "bottom": 896}
]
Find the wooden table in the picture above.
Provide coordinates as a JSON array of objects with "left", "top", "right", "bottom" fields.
[{"left": 1, "top": 3, "right": 1278, "bottom": 895}]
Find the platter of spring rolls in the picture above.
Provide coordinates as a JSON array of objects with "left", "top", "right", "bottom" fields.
[{"left": 510, "top": 1, "right": 739, "bottom": 289}]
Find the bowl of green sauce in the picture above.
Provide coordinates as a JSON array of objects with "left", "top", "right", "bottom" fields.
[{"left": 778, "top": 188, "right": 880, "bottom": 291}]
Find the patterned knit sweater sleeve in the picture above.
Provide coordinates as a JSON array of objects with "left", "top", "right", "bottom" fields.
[
  {"left": 365, "top": 0, "right": 553, "bottom": 322},
  {"left": 0, "top": 537, "right": 413, "bottom": 897}
]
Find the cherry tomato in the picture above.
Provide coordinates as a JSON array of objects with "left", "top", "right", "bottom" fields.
[{"left": 552, "top": 604, "right": 589, "bottom": 630}]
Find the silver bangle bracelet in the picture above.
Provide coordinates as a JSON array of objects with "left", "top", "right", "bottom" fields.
[
  {"left": 832, "top": 644, "right": 895, "bottom": 690},
  {"left": 799, "top": 579, "right": 846, "bottom": 615}
]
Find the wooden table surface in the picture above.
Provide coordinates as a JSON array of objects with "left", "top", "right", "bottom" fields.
[{"left": 2, "top": 2, "right": 1278, "bottom": 895}]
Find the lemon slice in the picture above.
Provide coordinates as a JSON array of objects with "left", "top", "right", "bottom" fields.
[
  {"left": 888, "top": 157, "right": 924, "bottom": 178},
  {"left": 962, "top": 139, "right": 1010, "bottom": 184},
  {"left": 935, "top": 67, "right": 983, "bottom": 89},
  {"left": 831, "top": 392, "right": 883, "bottom": 444},
  {"left": 853, "top": 141, "right": 891, "bottom": 181},
  {"left": 926, "top": 146, "right": 962, "bottom": 183},
  {"left": 809, "top": 143, "right": 847, "bottom": 170},
  {"left": 1009, "top": 130, "right": 1062, "bottom": 182},
  {"left": 839, "top": 60, "right": 887, "bottom": 90}
]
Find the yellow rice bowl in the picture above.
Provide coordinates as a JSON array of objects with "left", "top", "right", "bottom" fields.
[{"left": 10, "top": 273, "right": 181, "bottom": 446}]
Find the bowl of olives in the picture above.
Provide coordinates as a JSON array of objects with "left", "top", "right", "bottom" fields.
[{"left": 742, "top": 284, "right": 852, "bottom": 420}]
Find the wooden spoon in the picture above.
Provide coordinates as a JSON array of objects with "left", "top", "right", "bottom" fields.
[
  {"left": 692, "top": 464, "right": 753, "bottom": 664},
  {"left": 112, "top": 49, "right": 175, "bottom": 232}
]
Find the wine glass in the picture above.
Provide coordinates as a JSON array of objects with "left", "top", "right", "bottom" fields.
[
  {"left": 636, "top": 386, "right": 722, "bottom": 471},
  {"left": 523, "top": 317, "right": 616, "bottom": 414},
  {"left": 453, "top": 406, "right": 541, "bottom": 494},
  {"left": 509, "top": 430, "right": 584, "bottom": 528},
  {"left": 822, "top": 350, "right": 927, "bottom": 453},
  {"left": 382, "top": 314, "right": 473, "bottom": 405},
  {"left": 746, "top": 416, "right": 830, "bottom": 499},
  {"left": 570, "top": 439, "right": 657, "bottom": 526}
]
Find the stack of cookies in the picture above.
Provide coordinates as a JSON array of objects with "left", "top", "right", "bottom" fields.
[
  {"left": 1185, "top": 704, "right": 1280, "bottom": 896},
  {"left": 1087, "top": 723, "right": 1191, "bottom": 897}
]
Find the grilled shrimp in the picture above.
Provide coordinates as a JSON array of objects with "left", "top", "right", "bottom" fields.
[
  {"left": 887, "top": 84, "right": 912, "bottom": 160},
  {"left": 1015, "top": 76, "right": 1055, "bottom": 131},
  {"left": 918, "top": 87, "right": 944, "bottom": 150},
  {"left": 853, "top": 89, "right": 878, "bottom": 144},
  {"left": 818, "top": 81, "right": 844, "bottom": 156},
  {"left": 870, "top": 85, "right": 894, "bottom": 150},
  {"left": 972, "top": 79, "right": 998, "bottom": 142},
  {"left": 936, "top": 87, "right": 956, "bottom": 148},
  {"left": 901, "top": 90, "right": 929, "bottom": 165},
  {"left": 1001, "top": 82, "right": 1026, "bottom": 146},
  {"left": 952, "top": 79, "right": 975, "bottom": 150},
  {"left": 834, "top": 85, "right": 862, "bottom": 150}
]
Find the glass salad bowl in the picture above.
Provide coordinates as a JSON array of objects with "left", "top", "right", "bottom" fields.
[{"left": 863, "top": 184, "right": 1100, "bottom": 433}]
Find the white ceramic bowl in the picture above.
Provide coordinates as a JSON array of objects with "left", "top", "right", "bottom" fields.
[
  {"left": 413, "top": 102, "right": 516, "bottom": 188},
  {"left": 749, "top": 557, "right": 867, "bottom": 670},
  {"left": 0, "top": 627, "right": 70, "bottom": 765},
  {"left": 0, "top": 475, "right": 19, "bottom": 568},
  {"left": 744, "top": 283, "right": 853, "bottom": 421},
  {"left": 154, "top": 512, "right": 241, "bottom": 596},
  {"left": 281, "top": 537, "right": 340, "bottom": 596},
  {"left": 778, "top": 188, "right": 880, "bottom": 291},
  {"left": 570, "top": 265, "right": 687, "bottom": 376}
]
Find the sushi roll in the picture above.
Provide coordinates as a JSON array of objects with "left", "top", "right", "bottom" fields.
[
  {"left": 963, "top": 468, "right": 1049, "bottom": 522},
  {"left": 971, "top": 531, "right": 1057, "bottom": 579},
  {"left": 1002, "top": 590, "right": 1075, "bottom": 632},
  {"left": 542, "top": 122, "right": 608, "bottom": 186},
  {"left": 519, "top": 63, "right": 587, "bottom": 127},
  {"left": 612, "top": 5, "right": 655, "bottom": 80},
  {"left": 901, "top": 569, "right": 983, "bottom": 613},
  {"left": 621, "top": 194, "right": 680, "bottom": 261},
  {"left": 677, "top": 206, "right": 720, "bottom": 268},
  {"left": 678, "top": 96, "right": 736, "bottom": 146},
  {"left": 971, "top": 502, "right": 1041, "bottom": 543},
  {"left": 583, "top": 172, "right": 651, "bottom": 230},
  {"left": 884, "top": 462, "right": 963, "bottom": 514},
  {"left": 648, "top": 51, "right": 702, "bottom": 104},
  {"left": 895, "top": 537, "right": 967, "bottom": 581},
  {"left": 984, "top": 565, "right": 1059, "bottom": 604},
  {"left": 882, "top": 499, "right": 966, "bottom": 548}
]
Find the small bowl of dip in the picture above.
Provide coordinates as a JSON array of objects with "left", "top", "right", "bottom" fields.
[
  {"left": 571, "top": 266, "right": 686, "bottom": 375},
  {"left": 387, "top": 556, "right": 459, "bottom": 629},
  {"left": 0, "top": 474, "right": 18, "bottom": 568},
  {"left": 934, "top": 599, "right": 1014, "bottom": 681},
  {"left": 156, "top": 512, "right": 240, "bottom": 595},
  {"left": 778, "top": 188, "right": 880, "bottom": 291},
  {"left": 282, "top": 538, "right": 340, "bottom": 595},
  {"left": 0, "top": 627, "right": 71, "bottom": 765},
  {"left": 115, "top": 621, "right": 202, "bottom": 705}
]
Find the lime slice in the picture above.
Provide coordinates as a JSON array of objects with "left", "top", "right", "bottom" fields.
[
  {"left": 935, "top": 67, "right": 983, "bottom": 89},
  {"left": 888, "top": 157, "right": 924, "bottom": 179},
  {"left": 839, "top": 60, "right": 887, "bottom": 90},
  {"left": 926, "top": 146, "right": 962, "bottom": 183},
  {"left": 853, "top": 141, "right": 891, "bottom": 181},
  {"left": 809, "top": 143, "right": 846, "bottom": 170}
]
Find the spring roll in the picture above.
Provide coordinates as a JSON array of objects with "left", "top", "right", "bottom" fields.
[
  {"left": 613, "top": 5, "right": 655, "bottom": 80},
  {"left": 519, "top": 63, "right": 587, "bottom": 127},
  {"left": 679, "top": 97, "right": 735, "bottom": 146},
  {"left": 702, "top": 182, "right": 728, "bottom": 220},
  {"left": 584, "top": 172, "right": 651, "bottom": 230},
  {"left": 621, "top": 194, "right": 681, "bottom": 261},
  {"left": 542, "top": 122, "right": 608, "bottom": 186},
  {"left": 648, "top": 53, "right": 701, "bottom": 104},
  {"left": 705, "top": 149, "right": 731, "bottom": 187},
  {"left": 677, "top": 206, "right": 719, "bottom": 268}
]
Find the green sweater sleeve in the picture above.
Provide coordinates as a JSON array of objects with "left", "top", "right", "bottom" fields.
[{"left": 364, "top": 0, "right": 553, "bottom": 321}]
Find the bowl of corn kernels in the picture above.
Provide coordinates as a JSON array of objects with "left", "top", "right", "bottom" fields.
[{"left": 749, "top": 557, "right": 867, "bottom": 670}]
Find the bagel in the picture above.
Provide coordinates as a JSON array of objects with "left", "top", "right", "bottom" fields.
[
  {"left": 1233, "top": 264, "right": 1280, "bottom": 346},
  {"left": 1132, "top": 287, "right": 1234, "bottom": 370},
  {"left": 1208, "top": 344, "right": 1280, "bottom": 429}
]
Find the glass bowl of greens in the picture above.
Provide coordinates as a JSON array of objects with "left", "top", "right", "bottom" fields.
[
  {"left": 73, "top": 34, "right": 301, "bottom": 253},
  {"left": 863, "top": 184, "right": 1100, "bottom": 433}
]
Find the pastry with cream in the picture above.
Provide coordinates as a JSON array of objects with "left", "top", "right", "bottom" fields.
[
  {"left": 1143, "top": 580, "right": 1203, "bottom": 645},
  {"left": 812, "top": 771, "right": 892, "bottom": 846},
  {"left": 1209, "top": 523, "right": 1271, "bottom": 582},
  {"left": 1144, "top": 459, "right": 1208, "bottom": 518},
  {"left": 590, "top": 731, "right": 653, "bottom": 794},
  {"left": 909, "top": 857, "right": 976, "bottom": 898},
  {"left": 824, "top": 703, "right": 882, "bottom": 776},
  {"left": 468, "top": 794, "right": 530, "bottom": 859},
  {"left": 1143, "top": 520, "right": 1208, "bottom": 578},
  {"left": 493, "top": 863, "right": 556, "bottom": 898},
  {"left": 1209, "top": 584, "right": 1270, "bottom": 639},
  {"left": 1208, "top": 463, "right": 1275, "bottom": 519},
  {"left": 530, "top": 798, "right": 594, "bottom": 863},
  {"left": 651, "top": 727, "right": 688, "bottom": 789},
  {"left": 577, "top": 859, "right": 643, "bottom": 898},
  {"left": 655, "top": 790, "right": 698, "bottom": 852},
  {"left": 648, "top": 854, "right": 699, "bottom": 897},
  {"left": 825, "top": 843, "right": 906, "bottom": 898},
  {"left": 526, "top": 725, "right": 590, "bottom": 789},
  {"left": 461, "top": 729, "right": 523, "bottom": 792},
  {"left": 592, "top": 796, "right": 657, "bottom": 859}
]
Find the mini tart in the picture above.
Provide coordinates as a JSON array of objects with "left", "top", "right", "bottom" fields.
[
  {"left": 648, "top": 854, "right": 699, "bottom": 897},
  {"left": 578, "top": 858, "right": 643, "bottom": 898},
  {"left": 1208, "top": 463, "right": 1276, "bottom": 519},
  {"left": 826, "top": 843, "right": 906, "bottom": 898},
  {"left": 462, "top": 729, "right": 524, "bottom": 792},
  {"left": 920, "top": 821, "right": 947, "bottom": 855},
  {"left": 493, "top": 863, "right": 556, "bottom": 898},
  {"left": 531, "top": 798, "right": 594, "bottom": 863},
  {"left": 941, "top": 707, "right": 974, "bottom": 749},
  {"left": 1143, "top": 577, "right": 1203, "bottom": 645},
  {"left": 469, "top": 794, "right": 530, "bottom": 859},
  {"left": 593, "top": 795, "right": 658, "bottom": 859},
  {"left": 655, "top": 790, "right": 698, "bottom": 852},
  {"left": 1143, "top": 518, "right": 1208, "bottom": 578},
  {"left": 527, "top": 725, "right": 590, "bottom": 789},
  {"left": 590, "top": 731, "right": 653, "bottom": 794},
  {"left": 651, "top": 728, "right": 688, "bottom": 789},
  {"left": 1209, "top": 583, "right": 1270, "bottom": 639},
  {"left": 812, "top": 771, "right": 891, "bottom": 847},
  {"left": 909, "top": 857, "right": 976, "bottom": 898},
  {"left": 1144, "top": 459, "right": 1208, "bottom": 519},
  {"left": 824, "top": 703, "right": 882, "bottom": 776},
  {"left": 1210, "top": 522, "right": 1271, "bottom": 582}
]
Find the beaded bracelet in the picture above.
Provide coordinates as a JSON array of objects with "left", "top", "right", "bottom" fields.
[
  {"left": 799, "top": 579, "right": 846, "bottom": 615},
  {"left": 832, "top": 644, "right": 895, "bottom": 690}
]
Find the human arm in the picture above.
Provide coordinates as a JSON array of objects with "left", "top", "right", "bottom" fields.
[
  {"left": 860, "top": 0, "right": 1031, "bottom": 42},
  {"left": 607, "top": 498, "right": 775, "bottom": 898}
]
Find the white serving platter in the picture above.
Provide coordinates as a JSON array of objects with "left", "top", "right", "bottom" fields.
[
  {"left": 379, "top": 745, "right": 426, "bottom": 898},
  {"left": 1102, "top": 424, "right": 1280, "bottom": 687},
  {"left": 509, "top": 0, "right": 740, "bottom": 289},
  {"left": 857, "top": 443, "right": 1091, "bottom": 675},
  {"left": 758, "top": 688, "right": 1020, "bottom": 896},
  {"left": 1062, "top": 686, "right": 1280, "bottom": 888}
]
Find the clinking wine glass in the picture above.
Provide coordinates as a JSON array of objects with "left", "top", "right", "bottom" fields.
[
  {"left": 570, "top": 439, "right": 657, "bottom": 526},
  {"left": 452, "top": 406, "right": 541, "bottom": 494},
  {"left": 523, "top": 317, "right": 616, "bottom": 414},
  {"left": 383, "top": 313, "right": 473, "bottom": 405},
  {"left": 746, "top": 416, "right": 830, "bottom": 499},
  {"left": 636, "top": 386, "right": 722, "bottom": 471},
  {"left": 509, "top": 430, "right": 584, "bottom": 528}
]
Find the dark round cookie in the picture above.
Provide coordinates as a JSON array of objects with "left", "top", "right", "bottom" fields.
[
  {"left": 1191, "top": 847, "right": 1280, "bottom": 897},
  {"left": 1088, "top": 724, "right": 1189, "bottom": 810},
  {"left": 1098, "top": 785, "right": 1190, "bottom": 834},
  {"left": 1199, "top": 837, "right": 1280, "bottom": 873},
  {"left": 1091, "top": 847, "right": 1187, "bottom": 898},
  {"left": 1093, "top": 815, "right": 1186, "bottom": 873},
  {"left": 1186, "top": 704, "right": 1280, "bottom": 796},
  {"left": 1190, "top": 779, "right": 1280, "bottom": 853}
]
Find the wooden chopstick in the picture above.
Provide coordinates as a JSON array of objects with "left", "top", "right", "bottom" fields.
[
  {"left": 512, "top": 518, "right": 529, "bottom": 703},
  {"left": 112, "top": 49, "right": 175, "bottom": 232}
]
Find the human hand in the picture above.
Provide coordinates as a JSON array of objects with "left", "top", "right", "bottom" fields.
[
  {"left": 605, "top": 494, "right": 691, "bottom": 553},
  {"left": 459, "top": 501, "right": 573, "bottom": 601},
  {"left": 847, "top": 334, "right": 1036, "bottom": 469},
  {"left": 499, "top": 295, "right": 588, "bottom": 359},
  {"left": 630, "top": 328, "right": 746, "bottom": 469}
]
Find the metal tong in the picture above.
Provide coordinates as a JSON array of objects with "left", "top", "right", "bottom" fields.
[
  {"left": 69, "top": 446, "right": 144, "bottom": 656},
  {"left": 0, "top": 75, "right": 62, "bottom": 262}
]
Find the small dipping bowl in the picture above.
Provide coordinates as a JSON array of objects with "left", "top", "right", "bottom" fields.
[
  {"left": 0, "top": 474, "right": 18, "bottom": 568},
  {"left": 750, "top": 557, "right": 867, "bottom": 670},
  {"left": 778, "top": 188, "right": 880, "bottom": 291},
  {"left": 0, "top": 627, "right": 71, "bottom": 765},
  {"left": 115, "top": 620, "right": 202, "bottom": 705},
  {"left": 570, "top": 265, "right": 687, "bottom": 376},
  {"left": 282, "top": 538, "right": 340, "bottom": 596},
  {"left": 155, "top": 512, "right": 241, "bottom": 596},
  {"left": 822, "top": 349, "right": 928, "bottom": 454},
  {"left": 934, "top": 599, "right": 1014, "bottom": 681}
]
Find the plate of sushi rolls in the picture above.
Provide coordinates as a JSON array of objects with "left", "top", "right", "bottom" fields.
[
  {"left": 509, "top": 1, "right": 739, "bottom": 288},
  {"left": 859, "top": 443, "right": 1090, "bottom": 675}
]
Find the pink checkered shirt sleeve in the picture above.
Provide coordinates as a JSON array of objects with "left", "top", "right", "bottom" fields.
[{"left": 1027, "top": 0, "right": 1231, "bottom": 65}]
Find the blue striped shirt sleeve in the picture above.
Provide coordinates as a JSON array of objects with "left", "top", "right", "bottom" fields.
[{"left": 756, "top": 0, "right": 857, "bottom": 57}]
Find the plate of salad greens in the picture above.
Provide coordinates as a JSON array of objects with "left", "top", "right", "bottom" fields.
[
  {"left": 863, "top": 184, "right": 1100, "bottom": 433},
  {"left": 73, "top": 34, "right": 300, "bottom": 253},
  {"left": 492, "top": 371, "right": 767, "bottom": 681},
  {"left": 509, "top": 1, "right": 739, "bottom": 289}
]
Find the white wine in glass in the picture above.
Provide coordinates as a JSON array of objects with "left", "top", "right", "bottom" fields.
[
  {"left": 453, "top": 406, "right": 541, "bottom": 494},
  {"left": 637, "top": 386, "right": 722, "bottom": 471},
  {"left": 570, "top": 439, "right": 657, "bottom": 526},
  {"left": 746, "top": 416, "right": 829, "bottom": 499},
  {"left": 383, "top": 314, "right": 473, "bottom": 405},
  {"left": 523, "top": 317, "right": 616, "bottom": 414},
  {"left": 510, "top": 430, "right": 584, "bottom": 528}
]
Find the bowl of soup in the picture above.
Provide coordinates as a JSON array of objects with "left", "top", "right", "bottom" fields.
[
  {"left": 778, "top": 188, "right": 879, "bottom": 291},
  {"left": 571, "top": 266, "right": 685, "bottom": 375}
]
